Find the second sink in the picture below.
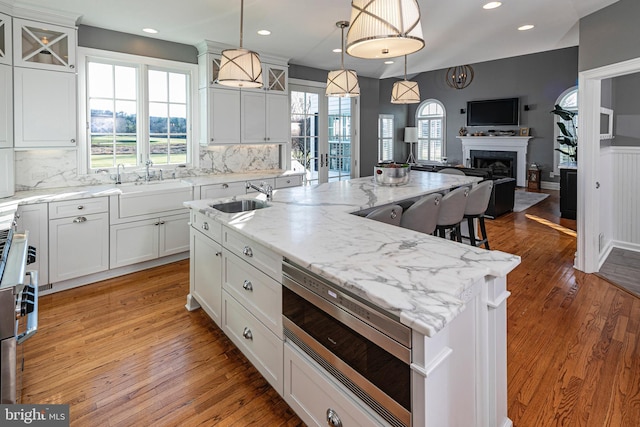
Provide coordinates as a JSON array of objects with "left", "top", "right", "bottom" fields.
[{"left": 210, "top": 199, "right": 269, "bottom": 213}]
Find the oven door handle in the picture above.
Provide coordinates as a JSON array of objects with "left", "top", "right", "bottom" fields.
[{"left": 17, "top": 271, "right": 38, "bottom": 345}]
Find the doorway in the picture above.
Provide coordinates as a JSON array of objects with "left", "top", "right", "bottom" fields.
[{"left": 290, "top": 80, "right": 359, "bottom": 185}]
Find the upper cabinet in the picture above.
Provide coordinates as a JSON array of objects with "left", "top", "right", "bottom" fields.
[
  {"left": 264, "top": 63, "right": 287, "bottom": 93},
  {"left": 0, "top": 64, "right": 12, "bottom": 149},
  {"left": 12, "top": 18, "right": 76, "bottom": 72},
  {"left": 0, "top": 12, "right": 12, "bottom": 66}
]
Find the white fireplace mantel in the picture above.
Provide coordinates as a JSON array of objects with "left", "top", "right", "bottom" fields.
[{"left": 458, "top": 136, "right": 532, "bottom": 186}]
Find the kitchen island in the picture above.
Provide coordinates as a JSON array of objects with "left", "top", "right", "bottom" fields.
[{"left": 185, "top": 171, "right": 520, "bottom": 427}]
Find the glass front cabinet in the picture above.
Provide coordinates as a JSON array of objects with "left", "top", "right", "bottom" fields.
[
  {"left": 13, "top": 18, "right": 76, "bottom": 72},
  {"left": 0, "top": 12, "right": 11, "bottom": 66}
]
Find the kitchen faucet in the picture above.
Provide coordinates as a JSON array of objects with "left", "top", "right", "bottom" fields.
[
  {"left": 246, "top": 181, "right": 273, "bottom": 201},
  {"left": 144, "top": 160, "right": 153, "bottom": 182},
  {"left": 116, "top": 163, "right": 124, "bottom": 184}
]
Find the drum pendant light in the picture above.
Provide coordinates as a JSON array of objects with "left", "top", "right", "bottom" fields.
[
  {"left": 391, "top": 55, "right": 420, "bottom": 104},
  {"left": 346, "top": 0, "right": 425, "bottom": 59},
  {"left": 217, "top": 0, "right": 263, "bottom": 88},
  {"left": 326, "top": 21, "right": 360, "bottom": 98}
]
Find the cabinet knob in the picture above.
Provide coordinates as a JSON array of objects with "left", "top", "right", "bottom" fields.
[
  {"left": 326, "top": 409, "right": 342, "bottom": 427},
  {"left": 242, "top": 246, "right": 253, "bottom": 257},
  {"left": 154, "top": 222, "right": 160, "bottom": 226},
  {"left": 222, "top": 183, "right": 229, "bottom": 189},
  {"left": 72, "top": 216, "right": 87, "bottom": 223},
  {"left": 242, "top": 280, "right": 253, "bottom": 292},
  {"left": 77, "top": 205, "right": 84, "bottom": 210},
  {"left": 215, "top": 251, "right": 221, "bottom": 257},
  {"left": 210, "top": 138, "right": 214, "bottom": 142},
  {"left": 70, "top": 64, "right": 75, "bottom": 69},
  {"left": 202, "top": 222, "right": 209, "bottom": 231},
  {"left": 71, "top": 139, "right": 76, "bottom": 143},
  {"left": 242, "top": 327, "right": 253, "bottom": 340}
]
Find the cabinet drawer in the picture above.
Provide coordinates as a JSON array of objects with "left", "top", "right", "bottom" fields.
[
  {"left": 223, "top": 226, "right": 281, "bottom": 281},
  {"left": 284, "top": 342, "right": 388, "bottom": 427},
  {"left": 190, "top": 210, "right": 221, "bottom": 242},
  {"left": 49, "top": 197, "right": 109, "bottom": 219},
  {"left": 223, "top": 250, "right": 282, "bottom": 337},
  {"left": 275, "top": 175, "right": 303, "bottom": 188},
  {"left": 199, "top": 181, "right": 246, "bottom": 199},
  {"left": 222, "top": 290, "right": 283, "bottom": 394}
]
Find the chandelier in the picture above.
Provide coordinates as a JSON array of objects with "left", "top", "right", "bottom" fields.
[{"left": 445, "top": 65, "right": 474, "bottom": 90}]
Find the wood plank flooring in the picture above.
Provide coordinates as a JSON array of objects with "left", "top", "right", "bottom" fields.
[{"left": 21, "top": 189, "right": 640, "bottom": 426}]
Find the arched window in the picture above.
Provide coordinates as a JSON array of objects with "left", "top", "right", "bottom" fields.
[
  {"left": 416, "top": 99, "right": 445, "bottom": 163},
  {"left": 554, "top": 86, "right": 578, "bottom": 173}
]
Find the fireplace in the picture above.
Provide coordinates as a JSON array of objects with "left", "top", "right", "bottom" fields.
[
  {"left": 471, "top": 150, "right": 517, "bottom": 180},
  {"left": 458, "top": 136, "right": 532, "bottom": 186}
]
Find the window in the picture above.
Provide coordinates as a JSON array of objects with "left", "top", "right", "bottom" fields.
[
  {"left": 416, "top": 99, "right": 445, "bottom": 162},
  {"left": 82, "top": 49, "right": 194, "bottom": 171},
  {"left": 554, "top": 86, "right": 578, "bottom": 172},
  {"left": 378, "top": 114, "right": 394, "bottom": 162}
]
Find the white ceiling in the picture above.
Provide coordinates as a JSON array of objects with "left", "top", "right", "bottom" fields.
[{"left": 12, "top": 0, "right": 619, "bottom": 79}]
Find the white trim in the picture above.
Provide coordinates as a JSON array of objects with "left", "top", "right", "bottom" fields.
[
  {"left": 577, "top": 56, "right": 640, "bottom": 273},
  {"left": 76, "top": 47, "right": 199, "bottom": 175},
  {"left": 289, "top": 78, "right": 325, "bottom": 88},
  {"left": 552, "top": 86, "right": 578, "bottom": 176},
  {"left": 415, "top": 98, "right": 446, "bottom": 161},
  {"left": 458, "top": 136, "right": 532, "bottom": 186}
]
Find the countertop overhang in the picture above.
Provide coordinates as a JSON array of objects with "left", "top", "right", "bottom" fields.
[{"left": 186, "top": 171, "right": 521, "bottom": 337}]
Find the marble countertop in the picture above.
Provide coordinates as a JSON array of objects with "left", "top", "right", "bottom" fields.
[{"left": 186, "top": 171, "right": 521, "bottom": 337}]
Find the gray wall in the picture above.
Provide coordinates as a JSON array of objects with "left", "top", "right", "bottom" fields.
[
  {"left": 78, "top": 25, "right": 198, "bottom": 63},
  {"left": 579, "top": 0, "right": 640, "bottom": 72},
  {"left": 612, "top": 73, "right": 640, "bottom": 146},
  {"left": 289, "top": 64, "right": 380, "bottom": 177},
  {"left": 380, "top": 47, "right": 578, "bottom": 182}
]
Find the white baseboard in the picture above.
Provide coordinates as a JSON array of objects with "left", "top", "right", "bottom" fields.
[{"left": 541, "top": 181, "right": 560, "bottom": 191}]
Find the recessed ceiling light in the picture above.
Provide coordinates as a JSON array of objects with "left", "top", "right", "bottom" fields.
[
  {"left": 142, "top": 28, "right": 158, "bottom": 34},
  {"left": 333, "top": 48, "right": 342, "bottom": 53},
  {"left": 257, "top": 30, "right": 271, "bottom": 36},
  {"left": 518, "top": 24, "right": 535, "bottom": 31},
  {"left": 483, "top": 2, "right": 502, "bottom": 10},
  {"left": 384, "top": 60, "right": 394, "bottom": 65}
]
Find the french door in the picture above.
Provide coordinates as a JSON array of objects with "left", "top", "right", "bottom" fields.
[{"left": 290, "top": 81, "right": 358, "bottom": 185}]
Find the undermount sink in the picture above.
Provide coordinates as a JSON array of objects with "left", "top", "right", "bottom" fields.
[{"left": 209, "top": 199, "right": 269, "bottom": 213}]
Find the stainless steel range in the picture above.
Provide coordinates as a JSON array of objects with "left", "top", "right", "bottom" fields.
[{"left": 0, "top": 224, "right": 38, "bottom": 404}]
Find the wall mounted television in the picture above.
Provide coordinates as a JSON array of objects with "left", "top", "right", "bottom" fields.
[{"left": 466, "top": 97, "right": 519, "bottom": 126}]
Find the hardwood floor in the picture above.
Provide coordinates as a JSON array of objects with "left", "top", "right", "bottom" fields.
[{"left": 22, "top": 189, "right": 640, "bottom": 426}]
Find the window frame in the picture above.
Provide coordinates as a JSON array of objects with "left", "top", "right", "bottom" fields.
[
  {"left": 378, "top": 114, "right": 394, "bottom": 162},
  {"left": 553, "top": 86, "right": 578, "bottom": 176},
  {"left": 415, "top": 99, "right": 446, "bottom": 163},
  {"left": 76, "top": 47, "right": 198, "bottom": 174}
]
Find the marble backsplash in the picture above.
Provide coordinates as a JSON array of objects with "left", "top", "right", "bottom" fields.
[{"left": 14, "top": 145, "right": 281, "bottom": 190}]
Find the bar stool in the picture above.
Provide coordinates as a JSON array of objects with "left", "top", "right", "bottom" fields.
[
  {"left": 399, "top": 193, "right": 441, "bottom": 235},
  {"left": 365, "top": 204, "right": 403, "bottom": 226},
  {"left": 438, "top": 168, "right": 465, "bottom": 175},
  {"left": 434, "top": 186, "right": 469, "bottom": 242},
  {"left": 463, "top": 180, "right": 494, "bottom": 249}
]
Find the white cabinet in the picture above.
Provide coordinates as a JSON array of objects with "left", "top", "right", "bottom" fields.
[
  {"left": 13, "top": 67, "right": 76, "bottom": 148},
  {"left": 199, "top": 180, "right": 246, "bottom": 199},
  {"left": 189, "top": 210, "right": 223, "bottom": 325},
  {"left": 241, "top": 91, "right": 289, "bottom": 144},
  {"left": 222, "top": 290, "right": 283, "bottom": 394},
  {"left": 15, "top": 203, "right": 48, "bottom": 285},
  {"left": 275, "top": 174, "right": 303, "bottom": 189},
  {"left": 0, "top": 64, "right": 12, "bottom": 148},
  {"left": 48, "top": 198, "right": 109, "bottom": 283},
  {"left": 264, "top": 63, "right": 288, "bottom": 93},
  {"left": 284, "top": 342, "right": 389, "bottom": 427},
  {"left": 12, "top": 18, "right": 76, "bottom": 72},
  {"left": 0, "top": 148, "right": 13, "bottom": 198},
  {"left": 0, "top": 12, "right": 12, "bottom": 66},
  {"left": 200, "top": 87, "right": 240, "bottom": 145},
  {"left": 110, "top": 212, "right": 189, "bottom": 269}
]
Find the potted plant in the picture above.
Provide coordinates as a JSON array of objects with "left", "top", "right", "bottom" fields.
[{"left": 550, "top": 104, "right": 577, "bottom": 162}]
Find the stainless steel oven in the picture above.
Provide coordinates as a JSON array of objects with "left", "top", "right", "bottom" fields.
[
  {"left": 282, "top": 259, "right": 411, "bottom": 427},
  {"left": 0, "top": 227, "right": 38, "bottom": 404}
]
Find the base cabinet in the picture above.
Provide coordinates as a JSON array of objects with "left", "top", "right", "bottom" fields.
[
  {"left": 560, "top": 168, "right": 577, "bottom": 219},
  {"left": 15, "top": 203, "right": 49, "bottom": 285},
  {"left": 110, "top": 212, "right": 189, "bottom": 268},
  {"left": 190, "top": 226, "right": 222, "bottom": 325},
  {"left": 283, "top": 342, "right": 388, "bottom": 427},
  {"left": 49, "top": 212, "right": 109, "bottom": 283}
]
